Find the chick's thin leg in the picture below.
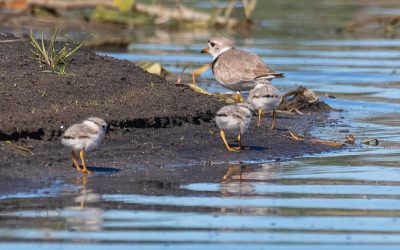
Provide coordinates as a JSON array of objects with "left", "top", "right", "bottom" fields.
[
  {"left": 79, "top": 149, "right": 92, "bottom": 174},
  {"left": 71, "top": 151, "right": 83, "bottom": 172},
  {"left": 234, "top": 91, "right": 242, "bottom": 103},
  {"left": 271, "top": 109, "right": 277, "bottom": 130},
  {"left": 233, "top": 133, "right": 242, "bottom": 150},
  {"left": 257, "top": 109, "right": 262, "bottom": 127},
  {"left": 220, "top": 130, "right": 239, "bottom": 152}
]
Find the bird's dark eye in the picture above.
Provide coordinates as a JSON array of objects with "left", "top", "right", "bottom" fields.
[{"left": 210, "top": 42, "right": 216, "bottom": 47}]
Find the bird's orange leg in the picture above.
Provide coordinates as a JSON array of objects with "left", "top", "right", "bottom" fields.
[
  {"left": 234, "top": 91, "right": 242, "bottom": 103},
  {"left": 79, "top": 149, "right": 92, "bottom": 174},
  {"left": 220, "top": 130, "right": 239, "bottom": 152},
  {"left": 257, "top": 109, "right": 262, "bottom": 127},
  {"left": 233, "top": 133, "right": 242, "bottom": 150},
  {"left": 71, "top": 151, "right": 83, "bottom": 172},
  {"left": 271, "top": 109, "right": 277, "bottom": 130}
]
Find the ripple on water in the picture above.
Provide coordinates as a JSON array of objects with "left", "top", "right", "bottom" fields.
[{"left": 1, "top": 153, "right": 400, "bottom": 247}]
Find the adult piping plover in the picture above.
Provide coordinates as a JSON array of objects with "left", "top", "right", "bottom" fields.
[
  {"left": 201, "top": 36, "right": 283, "bottom": 101},
  {"left": 247, "top": 79, "right": 281, "bottom": 129},
  {"left": 62, "top": 117, "right": 107, "bottom": 174},
  {"left": 215, "top": 103, "right": 253, "bottom": 152}
]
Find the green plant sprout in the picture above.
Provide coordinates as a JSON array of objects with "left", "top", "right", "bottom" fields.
[{"left": 29, "top": 27, "right": 85, "bottom": 74}]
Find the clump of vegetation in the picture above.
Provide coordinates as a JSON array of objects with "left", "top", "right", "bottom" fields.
[
  {"left": 29, "top": 27, "right": 85, "bottom": 74},
  {"left": 242, "top": 0, "right": 257, "bottom": 23}
]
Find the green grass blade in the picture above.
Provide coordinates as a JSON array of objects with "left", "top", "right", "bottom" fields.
[
  {"left": 49, "top": 27, "right": 60, "bottom": 65},
  {"left": 30, "top": 28, "right": 85, "bottom": 74},
  {"left": 48, "top": 27, "right": 59, "bottom": 53},
  {"left": 29, "top": 31, "right": 42, "bottom": 54},
  {"left": 29, "top": 30, "right": 49, "bottom": 65},
  {"left": 40, "top": 35, "right": 50, "bottom": 66},
  {"left": 64, "top": 39, "right": 85, "bottom": 59}
]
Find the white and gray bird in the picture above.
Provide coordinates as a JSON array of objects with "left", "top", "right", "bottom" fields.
[
  {"left": 62, "top": 117, "right": 107, "bottom": 174},
  {"left": 248, "top": 80, "right": 281, "bottom": 129},
  {"left": 215, "top": 103, "right": 253, "bottom": 152},
  {"left": 201, "top": 36, "right": 283, "bottom": 101}
]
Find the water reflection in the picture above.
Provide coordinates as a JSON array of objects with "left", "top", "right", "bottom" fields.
[
  {"left": 64, "top": 176, "right": 103, "bottom": 232},
  {"left": 219, "top": 164, "right": 280, "bottom": 198},
  {"left": 2, "top": 155, "right": 400, "bottom": 247},
  {"left": 222, "top": 163, "right": 279, "bottom": 181}
]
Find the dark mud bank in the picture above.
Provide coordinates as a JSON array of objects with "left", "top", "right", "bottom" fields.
[
  {"left": 0, "top": 34, "right": 341, "bottom": 196},
  {"left": 0, "top": 34, "right": 222, "bottom": 140}
]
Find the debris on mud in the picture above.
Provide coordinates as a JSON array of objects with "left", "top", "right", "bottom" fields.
[{"left": 279, "top": 86, "right": 336, "bottom": 113}]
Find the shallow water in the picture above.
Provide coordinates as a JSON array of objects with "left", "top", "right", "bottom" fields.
[{"left": 1, "top": 1, "right": 400, "bottom": 249}]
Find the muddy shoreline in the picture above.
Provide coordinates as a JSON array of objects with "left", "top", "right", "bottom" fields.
[{"left": 0, "top": 34, "right": 340, "bottom": 196}]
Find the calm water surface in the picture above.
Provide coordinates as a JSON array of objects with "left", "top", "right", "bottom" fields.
[{"left": 1, "top": 1, "right": 400, "bottom": 249}]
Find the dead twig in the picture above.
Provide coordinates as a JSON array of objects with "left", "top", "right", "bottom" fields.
[
  {"left": 345, "top": 135, "right": 355, "bottom": 144},
  {"left": 176, "top": 65, "right": 188, "bottom": 85},
  {"left": 310, "top": 139, "right": 346, "bottom": 147},
  {"left": 192, "top": 64, "right": 210, "bottom": 76},
  {"left": 288, "top": 108, "right": 303, "bottom": 115},
  {"left": 242, "top": 0, "right": 257, "bottom": 23},
  {"left": 361, "top": 138, "right": 379, "bottom": 146},
  {"left": 288, "top": 131, "right": 304, "bottom": 141},
  {"left": 3, "top": 141, "right": 34, "bottom": 155},
  {"left": 286, "top": 131, "right": 346, "bottom": 147}
]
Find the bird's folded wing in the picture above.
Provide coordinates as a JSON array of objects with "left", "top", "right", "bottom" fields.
[
  {"left": 63, "top": 124, "right": 98, "bottom": 139},
  {"left": 213, "top": 49, "right": 281, "bottom": 84}
]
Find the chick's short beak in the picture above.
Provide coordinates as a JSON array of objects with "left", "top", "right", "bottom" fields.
[{"left": 201, "top": 47, "right": 209, "bottom": 54}]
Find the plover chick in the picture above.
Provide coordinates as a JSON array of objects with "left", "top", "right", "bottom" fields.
[
  {"left": 201, "top": 36, "right": 283, "bottom": 102},
  {"left": 215, "top": 103, "right": 253, "bottom": 152},
  {"left": 62, "top": 117, "right": 107, "bottom": 174},
  {"left": 247, "top": 80, "right": 281, "bottom": 129}
]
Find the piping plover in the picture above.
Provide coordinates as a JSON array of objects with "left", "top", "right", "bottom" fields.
[
  {"left": 247, "top": 79, "right": 281, "bottom": 129},
  {"left": 201, "top": 37, "right": 283, "bottom": 101},
  {"left": 62, "top": 117, "right": 107, "bottom": 174},
  {"left": 215, "top": 103, "right": 253, "bottom": 152}
]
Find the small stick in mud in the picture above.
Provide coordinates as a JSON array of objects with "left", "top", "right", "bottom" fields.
[
  {"left": 176, "top": 65, "right": 188, "bottom": 85},
  {"left": 361, "top": 138, "right": 379, "bottom": 146},
  {"left": 3, "top": 141, "right": 34, "bottom": 155},
  {"left": 287, "top": 131, "right": 304, "bottom": 141},
  {"left": 61, "top": 117, "right": 107, "bottom": 174},
  {"left": 287, "top": 130, "right": 346, "bottom": 147},
  {"left": 288, "top": 108, "right": 304, "bottom": 115}
]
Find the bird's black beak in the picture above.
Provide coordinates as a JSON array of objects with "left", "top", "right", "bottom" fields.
[{"left": 201, "top": 47, "right": 209, "bottom": 54}]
